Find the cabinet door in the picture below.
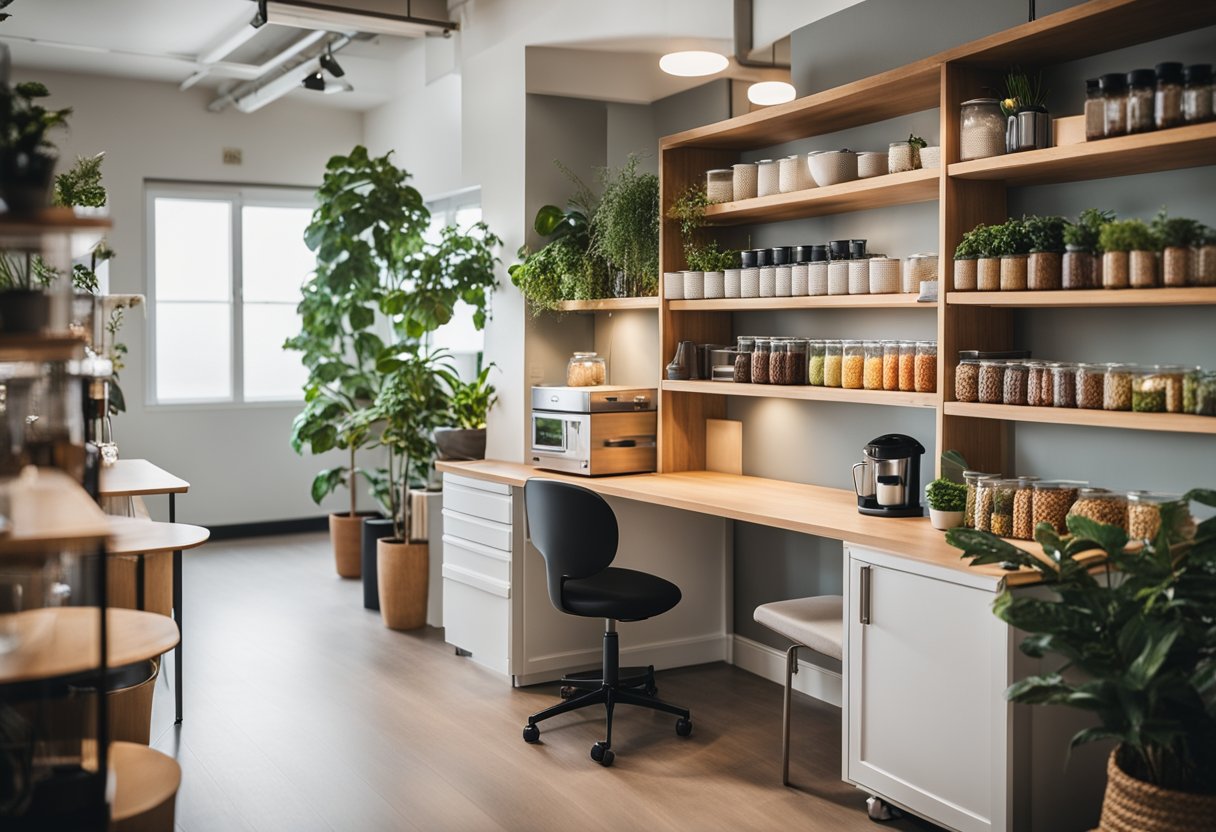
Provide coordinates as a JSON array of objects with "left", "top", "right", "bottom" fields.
[{"left": 846, "top": 550, "right": 1007, "bottom": 832}]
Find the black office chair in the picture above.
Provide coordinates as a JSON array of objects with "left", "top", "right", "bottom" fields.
[{"left": 521, "top": 478, "right": 692, "bottom": 766}]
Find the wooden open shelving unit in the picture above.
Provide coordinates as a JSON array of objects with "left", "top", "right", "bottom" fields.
[
  {"left": 553, "top": 297, "right": 659, "bottom": 312},
  {"left": 657, "top": 0, "right": 1216, "bottom": 478}
]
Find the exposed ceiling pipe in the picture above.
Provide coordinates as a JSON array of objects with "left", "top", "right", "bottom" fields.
[
  {"left": 208, "top": 31, "right": 350, "bottom": 112},
  {"left": 733, "top": 0, "right": 790, "bottom": 70}
]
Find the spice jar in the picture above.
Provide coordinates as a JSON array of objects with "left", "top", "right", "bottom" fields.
[
  {"left": 1155, "top": 62, "right": 1184, "bottom": 129},
  {"left": 808, "top": 340, "right": 826, "bottom": 386},
  {"left": 1026, "top": 361, "right": 1051, "bottom": 407},
  {"left": 1012, "top": 476, "right": 1040, "bottom": 540},
  {"left": 751, "top": 338, "right": 771, "bottom": 384},
  {"left": 1063, "top": 245, "right": 1096, "bottom": 289},
  {"left": 898, "top": 341, "right": 916, "bottom": 392},
  {"left": 732, "top": 163, "right": 758, "bottom": 200},
  {"left": 1103, "top": 363, "right": 1134, "bottom": 411},
  {"left": 1051, "top": 362, "right": 1077, "bottom": 408},
  {"left": 824, "top": 340, "right": 843, "bottom": 388},
  {"left": 955, "top": 358, "right": 980, "bottom": 402},
  {"left": 842, "top": 340, "right": 865, "bottom": 389},
  {"left": 1126, "top": 68, "right": 1156, "bottom": 134},
  {"left": 888, "top": 140, "right": 918, "bottom": 173},
  {"left": 1127, "top": 491, "right": 1183, "bottom": 542},
  {"left": 1069, "top": 488, "right": 1127, "bottom": 530},
  {"left": 1084, "top": 78, "right": 1105, "bottom": 141},
  {"left": 914, "top": 341, "right": 937, "bottom": 393},
  {"left": 706, "top": 168, "right": 733, "bottom": 203},
  {"left": 978, "top": 360, "right": 1005, "bottom": 404},
  {"left": 1099, "top": 73, "right": 1128, "bottom": 137},
  {"left": 1183, "top": 64, "right": 1214, "bottom": 124},
  {"left": 882, "top": 341, "right": 900, "bottom": 391},
  {"left": 863, "top": 341, "right": 884, "bottom": 390},
  {"left": 733, "top": 337, "right": 755, "bottom": 383},
  {"left": 1002, "top": 362, "right": 1029, "bottom": 406},
  {"left": 567, "top": 352, "right": 607, "bottom": 386},
  {"left": 964, "top": 471, "right": 1000, "bottom": 529},
  {"left": 1033, "top": 481, "right": 1081, "bottom": 534},
  {"left": 988, "top": 479, "right": 1017, "bottom": 537},
  {"left": 757, "top": 159, "right": 780, "bottom": 197},
  {"left": 1075, "top": 363, "right": 1105, "bottom": 409},
  {"left": 787, "top": 339, "right": 809, "bottom": 385},
  {"left": 960, "top": 98, "right": 1007, "bottom": 160}
]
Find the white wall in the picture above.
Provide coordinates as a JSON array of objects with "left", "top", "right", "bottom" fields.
[{"left": 27, "top": 70, "right": 364, "bottom": 525}]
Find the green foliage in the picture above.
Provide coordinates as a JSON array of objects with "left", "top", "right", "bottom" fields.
[
  {"left": 948, "top": 488, "right": 1216, "bottom": 794},
  {"left": 905, "top": 133, "right": 928, "bottom": 150},
  {"left": 0, "top": 80, "right": 70, "bottom": 159},
  {"left": 591, "top": 155, "right": 659, "bottom": 297},
  {"left": 52, "top": 152, "right": 106, "bottom": 208},
  {"left": 992, "top": 217, "right": 1034, "bottom": 257},
  {"left": 926, "top": 477, "right": 967, "bottom": 512},
  {"left": 1002, "top": 67, "right": 1048, "bottom": 116},
  {"left": 667, "top": 184, "right": 736, "bottom": 272},
  {"left": 1063, "top": 208, "right": 1115, "bottom": 252},
  {"left": 446, "top": 364, "right": 497, "bottom": 430},
  {"left": 1024, "top": 215, "right": 1068, "bottom": 253},
  {"left": 685, "top": 241, "right": 739, "bottom": 272},
  {"left": 1151, "top": 208, "right": 1202, "bottom": 249},
  {"left": 1099, "top": 218, "right": 1158, "bottom": 253},
  {"left": 954, "top": 224, "right": 995, "bottom": 259}
]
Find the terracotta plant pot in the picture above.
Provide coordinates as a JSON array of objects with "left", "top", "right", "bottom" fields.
[
  {"left": 330, "top": 512, "right": 376, "bottom": 579},
  {"left": 1099, "top": 748, "right": 1216, "bottom": 832},
  {"left": 377, "top": 538, "right": 428, "bottom": 630}
]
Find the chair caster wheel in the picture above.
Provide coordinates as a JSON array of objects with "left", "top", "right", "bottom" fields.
[
  {"left": 590, "top": 742, "right": 614, "bottom": 766},
  {"left": 866, "top": 796, "right": 903, "bottom": 822},
  {"left": 559, "top": 685, "right": 576, "bottom": 699},
  {"left": 675, "top": 717, "right": 692, "bottom": 737},
  {"left": 644, "top": 685, "right": 658, "bottom": 697},
  {"left": 522, "top": 724, "right": 540, "bottom": 744}
]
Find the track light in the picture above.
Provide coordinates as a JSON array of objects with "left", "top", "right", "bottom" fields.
[
  {"left": 251, "top": 0, "right": 268, "bottom": 28},
  {"left": 319, "top": 49, "right": 344, "bottom": 78},
  {"left": 302, "top": 71, "right": 325, "bottom": 91}
]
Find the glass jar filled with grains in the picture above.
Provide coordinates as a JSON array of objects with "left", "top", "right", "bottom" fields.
[
  {"left": 960, "top": 98, "right": 1006, "bottom": 161},
  {"left": 882, "top": 341, "right": 900, "bottom": 391},
  {"left": 706, "top": 168, "right": 734, "bottom": 203},
  {"left": 808, "top": 340, "right": 826, "bottom": 386},
  {"left": 964, "top": 471, "right": 1000, "bottom": 529},
  {"left": 1003, "top": 362, "right": 1029, "bottom": 406},
  {"left": 977, "top": 360, "right": 1005, "bottom": 404},
  {"left": 1012, "top": 476, "right": 1041, "bottom": 540},
  {"left": 1099, "top": 73, "right": 1128, "bottom": 137},
  {"left": 1183, "top": 64, "right": 1214, "bottom": 124},
  {"left": 955, "top": 358, "right": 980, "bottom": 402},
  {"left": 1132, "top": 367, "right": 1168, "bottom": 412},
  {"left": 1069, "top": 488, "right": 1127, "bottom": 531},
  {"left": 789, "top": 339, "right": 809, "bottom": 385},
  {"left": 1075, "top": 363, "right": 1105, "bottom": 409},
  {"left": 914, "top": 341, "right": 937, "bottom": 393},
  {"left": 567, "top": 352, "right": 607, "bottom": 386},
  {"left": 1183, "top": 366, "right": 1204, "bottom": 414},
  {"left": 734, "top": 336, "right": 755, "bottom": 383},
  {"left": 1197, "top": 371, "right": 1216, "bottom": 416},
  {"left": 1127, "top": 491, "right": 1184, "bottom": 542},
  {"left": 1104, "top": 363, "right": 1134, "bottom": 411},
  {"left": 1083, "top": 79, "right": 1105, "bottom": 141},
  {"left": 1155, "top": 62, "right": 1184, "bottom": 129},
  {"left": 898, "top": 341, "right": 916, "bottom": 392},
  {"left": 1157, "top": 365, "right": 1186, "bottom": 413},
  {"left": 751, "top": 338, "right": 772, "bottom": 385},
  {"left": 1126, "top": 68, "right": 1156, "bottom": 134},
  {"left": 769, "top": 340, "right": 791, "bottom": 385},
  {"left": 863, "top": 341, "right": 884, "bottom": 390},
  {"left": 974, "top": 477, "right": 998, "bottom": 532},
  {"left": 824, "top": 340, "right": 843, "bottom": 388},
  {"left": 1033, "top": 481, "right": 1083, "bottom": 534},
  {"left": 988, "top": 479, "right": 1018, "bottom": 537},
  {"left": 1051, "top": 362, "right": 1077, "bottom": 408},
  {"left": 1026, "top": 361, "right": 1051, "bottom": 407},
  {"left": 842, "top": 340, "right": 865, "bottom": 390}
]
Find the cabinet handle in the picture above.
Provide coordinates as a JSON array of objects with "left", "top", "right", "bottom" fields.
[{"left": 859, "top": 565, "right": 872, "bottom": 625}]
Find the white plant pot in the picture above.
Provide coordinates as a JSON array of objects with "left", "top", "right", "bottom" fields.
[
  {"left": 682, "top": 270, "right": 705, "bottom": 300},
  {"left": 928, "top": 508, "right": 963, "bottom": 531},
  {"left": 703, "top": 271, "right": 725, "bottom": 299},
  {"left": 663, "top": 271, "right": 684, "bottom": 299},
  {"left": 724, "top": 268, "right": 742, "bottom": 298}
]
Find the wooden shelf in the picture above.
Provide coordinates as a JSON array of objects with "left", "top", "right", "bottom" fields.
[
  {"left": 99, "top": 459, "right": 190, "bottom": 498},
  {"left": 0, "top": 334, "right": 87, "bottom": 363},
  {"left": 0, "top": 468, "right": 111, "bottom": 555},
  {"left": 948, "top": 122, "right": 1216, "bottom": 186},
  {"left": 670, "top": 294, "right": 931, "bottom": 311},
  {"left": 703, "top": 168, "right": 939, "bottom": 224},
  {"left": 106, "top": 516, "right": 210, "bottom": 556},
  {"left": 947, "top": 287, "right": 1216, "bottom": 307},
  {"left": 110, "top": 742, "right": 181, "bottom": 825},
  {"left": 943, "top": 402, "right": 1216, "bottom": 435},
  {"left": 663, "top": 379, "right": 938, "bottom": 408},
  {"left": 0, "top": 607, "right": 179, "bottom": 685},
  {"left": 553, "top": 297, "right": 659, "bottom": 312}
]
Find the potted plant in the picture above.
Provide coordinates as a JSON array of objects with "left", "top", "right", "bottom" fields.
[
  {"left": 1151, "top": 209, "right": 1201, "bottom": 288},
  {"left": 1194, "top": 224, "right": 1216, "bottom": 287},
  {"left": 1098, "top": 218, "right": 1157, "bottom": 289},
  {"left": 434, "top": 364, "right": 497, "bottom": 461},
  {"left": 0, "top": 80, "right": 70, "bottom": 215},
  {"left": 965, "top": 223, "right": 1003, "bottom": 292},
  {"left": 52, "top": 151, "right": 106, "bottom": 214},
  {"left": 1024, "top": 214, "right": 1068, "bottom": 290},
  {"left": 667, "top": 184, "right": 738, "bottom": 281},
  {"left": 0, "top": 250, "right": 57, "bottom": 331},
  {"left": 993, "top": 217, "right": 1033, "bottom": 291},
  {"left": 887, "top": 133, "right": 926, "bottom": 173},
  {"left": 952, "top": 225, "right": 984, "bottom": 291},
  {"left": 591, "top": 154, "right": 659, "bottom": 298},
  {"left": 1002, "top": 68, "right": 1050, "bottom": 152},
  {"left": 925, "top": 477, "right": 967, "bottom": 530},
  {"left": 1063, "top": 208, "right": 1114, "bottom": 290},
  {"left": 947, "top": 489, "right": 1216, "bottom": 830}
]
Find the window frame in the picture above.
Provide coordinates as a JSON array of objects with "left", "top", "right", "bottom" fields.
[{"left": 145, "top": 182, "right": 315, "bottom": 408}]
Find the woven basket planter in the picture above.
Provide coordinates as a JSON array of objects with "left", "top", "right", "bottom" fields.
[{"left": 1099, "top": 749, "right": 1216, "bottom": 832}]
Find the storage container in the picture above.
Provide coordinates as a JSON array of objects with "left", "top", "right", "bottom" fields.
[
  {"left": 663, "top": 271, "right": 683, "bottom": 299},
  {"left": 1156, "top": 365, "right": 1186, "bottom": 412},
  {"left": 682, "top": 270, "right": 704, "bottom": 300},
  {"left": 1162, "top": 246, "right": 1189, "bottom": 287},
  {"left": 751, "top": 338, "right": 771, "bottom": 384},
  {"left": 898, "top": 341, "right": 916, "bottom": 392},
  {"left": 1126, "top": 68, "right": 1156, "bottom": 134},
  {"left": 842, "top": 340, "right": 864, "bottom": 389},
  {"left": 1194, "top": 371, "right": 1216, "bottom": 415},
  {"left": 1051, "top": 362, "right": 1077, "bottom": 408},
  {"left": 848, "top": 259, "right": 870, "bottom": 294},
  {"left": 914, "top": 341, "right": 936, "bottom": 393},
  {"left": 824, "top": 340, "right": 843, "bottom": 388},
  {"left": 734, "top": 336, "right": 754, "bottom": 383},
  {"left": 1155, "top": 62, "right": 1184, "bottom": 129},
  {"left": 1012, "top": 476, "right": 1040, "bottom": 540},
  {"left": 757, "top": 159, "right": 780, "bottom": 197},
  {"left": 1002, "top": 362, "right": 1028, "bottom": 406},
  {"left": 1132, "top": 367, "right": 1167, "bottom": 412},
  {"left": 1103, "top": 363, "right": 1134, "bottom": 411},
  {"left": 1194, "top": 242, "right": 1216, "bottom": 286},
  {"left": 1068, "top": 488, "right": 1127, "bottom": 530},
  {"left": 1027, "top": 251, "right": 1062, "bottom": 290},
  {"left": 1183, "top": 64, "right": 1214, "bottom": 124},
  {"left": 706, "top": 168, "right": 733, "bottom": 203},
  {"left": 703, "top": 270, "right": 725, "bottom": 299},
  {"left": 828, "top": 261, "right": 850, "bottom": 295},
  {"left": 857, "top": 152, "right": 888, "bottom": 178},
  {"left": 1032, "top": 481, "right": 1082, "bottom": 534},
  {"left": 888, "top": 141, "right": 918, "bottom": 173},
  {"left": 741, "top": 267, "right": 760, "bottom": 298},
  {"left": 974, "top": 478, "right": 999, "bottom": 532},
  {"left": 775, "top": 265, "right": 792, "bottom": 297},
  {"left": 977, "top": 360, "right": 1005, "bottom": 404},
  {"left": 1062, "top": 246, "right": 1096, "bottom": 289},
  {"left": 791, "top": 263, "right": 809, "bottom": 296},
  {"left": 963, "top": 470, "right": 1001, "bottom": 529},
  {"left": 1183, "top": 366, "right": 1203, "bottom": 414},
  {"left": 732, "top": 163, "right": 758, "bottom": 200},
  {"left": 868, "top": 258, "right": 901, "bottom": 293},
  {"left": 954, "top": 358, "right": 980, "bottom": 402},
  {"left": 918, "top": 146, "right": 941, "bottom": 169},
  {"left": 953, "top": 258, "right": 977, "bottom": 291},
  {"left": 787, "top": 339, "right": 808, "bottom": 385},
  {"left": 1026, "top": 360, "right": 1051, "bottom": 407},
  {"left": 724, "top": 268, "right": 742, "bottom": 298},
  {"left": 770, "top": 340, "right": 792, "bottom": 385},
  {"left": 1129, "top": 250, "right": 1158, "bottom": 288},
  {"left": 986, "top": 479, "right": 1018, "bottom": 537},
  {"left": 863, "top": 341, "right": 883, "bottom": 390},
  {"left": 977, "top": 257, "right": 1001, "bottom": 291},
  {"left": 1099, "top": 73, "right": 1128, "bottom": 137},
  {"left": 882, "top": 341, "right": 900, "bottom": 391},
  {"left": 1127, "top": 491, "right": 1183, "bottom": 541},
  {"left": 1102, "top": 251, "right": 1129, "bottom": 289},
  {"left": 759, "top": 266, "right": 776, "bottom": 297},
  {"left": 1000, "top": 254, "right": 1028, "bottom": 291},
  {"left": 1084, "top": 78, "right": 1105, "bottom": 140},
  {"left": 808, "top": 340, "right": 826, "bottom": 386},
  {"left": 903, "top": 253, "right": 938, "bottom": 293},
  {"left": 1075, "top": 363, "right": 1105, "bottom": 409},
  {"left": 567, "top": 352, "right": 607, "bottom": 386},
  {"left": 809, "top": 150, "right": 858, "bottom": 186},
  {"left": 960, "top": 98, "right": 1006, "bottom": 161},
  {"left": 807, "top": 261, "right": 828, "bottom": 296},
  {"left": 778, "top": 155, "right": 810, "bottom": 193}
]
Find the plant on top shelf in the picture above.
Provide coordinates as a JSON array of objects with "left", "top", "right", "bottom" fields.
[
  {"left": 1098, "top": 219, "right": 1157, "bottom": 253},
  {"left": 52, "top": 151, "right": 107, "bottom": 210},
  {"left": 1002, "top": 68, "right": 1051, "bottom": 152},
  {"left": 591, "top": 154, "right": 660, "bottom": 298},
  {"left": 0, "top": 80, "right": 71, "bottom": 215},
  {"left": 1024, "top": 215, "right": 1068, "bottom": 254},
  {"left": 1063, "top": 208, "right": 1115, "bottom": 254},
  {"left": 925, "top": 477, "right": 967, "bottom": 530},
  {"left": 991, "top": 217, "right": 1033, "bottom": 257},
  {"left": 947, "top": 489, "right": 1216, "bottom": 819},
  {"left": 668, "top": 183, "right": 737, "bottom": 273}
]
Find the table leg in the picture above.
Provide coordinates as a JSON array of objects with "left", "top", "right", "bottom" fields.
[{"left": 171, "top": 492, "right": 183, "bottom": 724}]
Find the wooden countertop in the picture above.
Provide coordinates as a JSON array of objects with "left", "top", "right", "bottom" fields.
[
  {"left": 437, "top": 460, "right": 1056, "bottom": 587},
  {"left": 100, "top": 459, "right": 189, "bottom": 497}
]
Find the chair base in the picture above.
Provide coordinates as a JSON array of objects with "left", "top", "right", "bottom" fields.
[{"left": 558, "top": 665, "right": 656, "bottom": 699}]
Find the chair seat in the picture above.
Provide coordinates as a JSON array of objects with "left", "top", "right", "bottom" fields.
[
  {"left": 753, "top": 596, "right": 844, "bottom": 661},
  {"left": 563, "top": 567, "right": 682, "bottom": 621}
]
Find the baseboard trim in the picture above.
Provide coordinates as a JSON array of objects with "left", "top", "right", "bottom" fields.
[
  {"left": 207, "top": 516, "right": 329, "bottom": 541},
  {"left": 512, "top": 633, "right": 731, "bottom": 687},
  {"left": 731, "top": 634, "right": 843, "bottom": 707}
]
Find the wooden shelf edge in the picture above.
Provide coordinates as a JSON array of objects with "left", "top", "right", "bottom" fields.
[
  {"left": 663, "top": 379, "right": 938, "bottom": 408},
  {"left": 943, "top": 402, "right": 1216, "bottom": 435},
  {"left": 703, "top": 168, "right": 939, "bottom": 224},
  {"left": 947, "top": 287, "right": 1216, "bottom": 307},
  {"left": 553, "top": 297, "right": 659, "bottom": 312},
  {"left": 670, "top": 294, "right": 932, "bottom": 311}
]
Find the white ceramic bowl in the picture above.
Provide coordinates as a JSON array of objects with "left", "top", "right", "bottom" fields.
[
  {"left": 857, "top": 152, "right": 888, "bottom": 178},
  {"left": 809, "top": 150, "right": 858, "bottom": 187}
]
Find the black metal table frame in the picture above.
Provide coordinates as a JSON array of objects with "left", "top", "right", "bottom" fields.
[{"left": 129, "top": 493, "right": 183, "bottom": 725}]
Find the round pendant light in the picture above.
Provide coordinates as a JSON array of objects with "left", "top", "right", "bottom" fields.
[
  {"left": 747, "top": 80, "right": 796, "bottom": 106},
  {"left": 659, "top": 50, "right": 729, "bottom": 77}
]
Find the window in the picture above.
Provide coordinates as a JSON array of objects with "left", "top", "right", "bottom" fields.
[{"left": 147, "top": 185, "right": 314, "bottom": 404}]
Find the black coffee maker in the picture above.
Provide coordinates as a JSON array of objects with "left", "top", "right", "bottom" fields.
[{"left": 851, "top": 433, "right": 925, "bottom": 517}]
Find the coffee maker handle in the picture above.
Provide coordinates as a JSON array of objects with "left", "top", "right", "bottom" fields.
[{"left": 851, "top": 462, "right": 866, "bottom": 496}]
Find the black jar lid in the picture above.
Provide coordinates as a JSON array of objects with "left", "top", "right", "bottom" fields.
[
  {"left": 1126, "top": 68, "right": 1155, "bottom": 89},
  {"left": 1098, "top": 73, "right": 1127, "bottom": 93},
  {"left": 1185, "top": 64, "right": 1213, "bottom": 85},
  {"left": 792, "top": 245, "right": 814, "bottom": 263},
  {"left": 828, "top": 239, "right": 851, "bottom": 259},
  {"left": 755, "top": 248, "right": 772, "bottom": 267},
  {"left": 740, "top": 250, "right": 758, "bottom": 268},
  {"left": 770, "top": 246, "right": 792, "bottom": 266},
  {"left": 1155, "top": 62, "right": 1183, "bottom": 83},
  {"left": 849, "top": 239, "right": 867, "bottom": 258},
  {"left": 1085, "top": 77, "right": 1100, "bottom": 94},
  {"left": 809, "top": 244, "right": 828, "bottom": 261}
]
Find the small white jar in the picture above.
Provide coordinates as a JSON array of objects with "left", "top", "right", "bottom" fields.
[
  {"left": 724, "top": 268, "right": 742, "bottom": 298},
  {"left": 759, "top": 266, "right": 777, "bottom": 297},
  {"left": 828, "top": 261, "right": 850, "bottom": 295},
  {"left": 682, "top": 270, "right": 705, "bottom": 300},
  {"left": 848, "top": 259, "right": 870, "bottom": 294},
  {"left": 775, "top": 265, "right": 792, "bottom": 297},
  {"left": 791, "top": 263, "right": 809, "bottom": 296},
  {"left": 807, "top": 262, "right": 829, "bottom": 296},
  {"left": 663, "top": 271, "right": 684, "bottom": 300},
  {"left": 740, "top": 267, "right": 760, "bottom": 298},
  {"left": 703, "top": 270, "right": 725, "bottom": 299}
]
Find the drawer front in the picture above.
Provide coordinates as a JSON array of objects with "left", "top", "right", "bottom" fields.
[
  {"left": 443, "top": 482, "right": 512, "bottom": 524},
  {"left": 443, "top": 472, "right": 512, "bottom": 496},
  {"left": 442, "top": 534, "right": 510, "bottom": 585},
  {"left": 442, "top": 509, "right": 512, "bottom": 552},
  {"left": 443, "top": 573, "right": 510, "bottom": 676}
]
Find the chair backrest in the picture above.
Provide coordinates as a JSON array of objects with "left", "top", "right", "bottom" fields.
[{"left": 524, "top": 478, "right": 619, "bottom": 613}]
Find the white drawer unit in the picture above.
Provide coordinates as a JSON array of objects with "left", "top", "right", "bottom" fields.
[{"left": 441, "top": 508, "right": 512, "bottom": 553}]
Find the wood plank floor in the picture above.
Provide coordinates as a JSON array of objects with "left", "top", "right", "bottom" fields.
[{"left": 149, "top": 532, "right": 941, "bottom": 832}]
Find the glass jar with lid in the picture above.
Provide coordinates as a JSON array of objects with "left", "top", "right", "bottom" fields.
[
  {"left": 734, "top": 336, "right": 755, "bottom": 383},
  {"left": 1033, "top": 481, "right": 1082, "bottom": 534},
  {"left": 1099, "top": 73, "right": 1128, "bottom": 137},
  {"left": 787, "top": 339, "right": 808, "bottom": 385},
  {"left": 959, "top": 98, "right": 1006, "bottom": 161},
  {"left": 1012, "top": 476, "right": 1041, "bottom": 540},
  {"left": 978, "top": 360, "right": 1005, "bottom": 404},
  {"left": 751, "top": 338, "right": 772, "bottom": 384},
  {"left": 706, "top": 168, "right": 733, "bottom": 203},
  {"left": 1127, "top": 491, "right": 1186, "bottom": 542},
  {"left": 882, "top": 341, "right": 900, "bottom": 391},
  {"left": 769, "top": 340, "right": 792, "bottom": 385},
  {"left": 1183, "top": 64, "right": 1214, "bottom": 124},
  {"left": 1132, "top": 367, "right": 1168, "bottom": 412},
  {"left": 567, "top": 352, "right": 606, "bottom": 386},
  {"left": 842, "top": 340, "right": 865, "bottom": 389},
  {"left": 987, "top": 479, "right": 1018, "bottom": 537},
  {"left": 963, "top": 470, "right": 1000, "bottom": 529},
  {"left": 808, "top": 340, "right": 826, "bottom": 386},
  {"left": 1157, "top": 365, "right": 1186, "bottom": 413},
  {"left": 1103, "top": 363, "right": 1134, "bottom": 411},
  {"left": 898, "top": 341, "right": 916, "bottom": 392},
  {"left": 824, "top": 340, "right": 843, "bottom": 388},
  {"left": 903, "top": 253, "right": 938, "bottom": 294},
  {"left": 955, "top": 358, "right": 980, "bottom": 402},
  {"left": 1002, "top": 362, "right": 1029, "bottom": 406},
  {"left": 1069, "top": 488, "right": 1127, "bottom": 530},
  {"left": 1126, "top": 68, "right": 1156, "bottom": 134},
  {"left": 1051, "top": 362, "right": 1077, "bottom": 408},
  {"left": 1025, "top": 361, "right": 1049, "bottom": 407},
  {"left": 1155, "top": 62, "right": 1184, "bottom": 129},
  {"left": 914, "top": 341, "right": 937, "bottom": 393},
  {"left": 1084, "top": 78, "right": 1105, "bottom": 140},
  {"left": 863, "top": 341, "right": 883, "bottom": 390},
  {"left": 1074, "top": 363, "right": 1105, "bottom": 409}
]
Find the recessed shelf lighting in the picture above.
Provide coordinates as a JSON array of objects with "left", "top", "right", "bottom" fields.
[
  {"left": 659, "top": 51, "right": 729, "bottom": 77},
  {"left": 747, "top": 80, "right": 796, "bottom": 106}
]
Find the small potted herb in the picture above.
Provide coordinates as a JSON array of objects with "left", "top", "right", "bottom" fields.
[
  {"left": 952, "top": 225, "right": 984, "bottom": 291},
  {"left": 0, "top": 80, "right": 71, "bottom": 215},
  {"left": 1195, "top": 224, "right": 1216, "bottom": 287},
  {"left": 925, "top": 477, "right": 967, "bottom": 530},
  {"left": 970, "top": 224, "right": 1003, "bottom": 291},
  {"left": 1062, "top": 208, "right": 1114, "bottom": 289},
  {"left": 434, "top": 364, "right": 497, "bottom": 462},
  {"left": 1001, "top": 68, "right": 1050, "bottom": 152},
  {"left": 1151, "top": 209, "right": 1201, "bottom": 287},
  {"left": 1024, "top": 215, "right": 1068, "bottom": 290},
  {"left": 888, "top": 134, "right": 926, "bottom": 173},
  {"left": 1098, "top": 218, "right": 1158, "bottom": 289},
  {"left": 993, "top": 217, "right": 1033, "bottom": 291}
]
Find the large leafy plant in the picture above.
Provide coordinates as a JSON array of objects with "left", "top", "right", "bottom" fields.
[
  {"left": 0, "top": 80, "right": 70, "bottom": 165},
  {"left": 591, "top": 154, "right": 659, "bottom": 297},
  {"left": 447, "top": 364, "right": 497, "bottom": 430},
  {"left": 947, "top": 489, "right": 1216, "bottom": 794}
]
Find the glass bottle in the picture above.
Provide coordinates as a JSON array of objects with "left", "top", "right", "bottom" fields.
[
  {"left": 787, "top": 339, "right": 808, "bottom": 385},
  {"left": 1084, "top": 78, "right": 1104, "bottom": 140},
  {"left": 1099, "top": 73, "right": 1128, "bottom": 137},
  {"left": 1155, "top": 62, "right": 1184, "bottom": 129},
  {"left": 1125, "top": 69, "right": 1156, "bottom": 134},
  {"left": 898, "top": 341, "right": 916, "bottom": 392},
  {"left": 1183, "top": 64, "right": 1214, "bottom": 124},
  {"left": 882, "top": 341, "right": 900, "bottom": 391}
]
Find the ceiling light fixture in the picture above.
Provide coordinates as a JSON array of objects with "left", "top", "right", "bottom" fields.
[
  {"left": 659, "top": 50, "right": 729, "bottom": 78},
  {"left": 319, "top": 48, "right": 344, "bottom": 78},
  {"left": 747, "top": 80, "right": 796, "bottom": 106},
  {"left": 302, "top": 70, "right": 326, "bottom": 91}
]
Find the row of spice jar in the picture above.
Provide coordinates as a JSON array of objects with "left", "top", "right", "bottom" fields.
[
  {"left": 963, "top": 472, "right": 1186, "bottom": 543},
  {"left": 1085, "top": 63, "right": 1213, "bottom": 142},
  {"left": 955, "top": 247, "right": 1216, "bottom": 291},
  {"left": 954, "top": 359, "right": 1216, "bottom": 414},
  {"left": 665, "top": 256, "right": 939, "bottom": 300},
  {"left": 734, "top": 337, "right": 937, "bottom": 392}
]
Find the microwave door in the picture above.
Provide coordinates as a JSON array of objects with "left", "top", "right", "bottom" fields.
[{"left": 533, "top": 415, "right": 567, "bottom": 451}]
